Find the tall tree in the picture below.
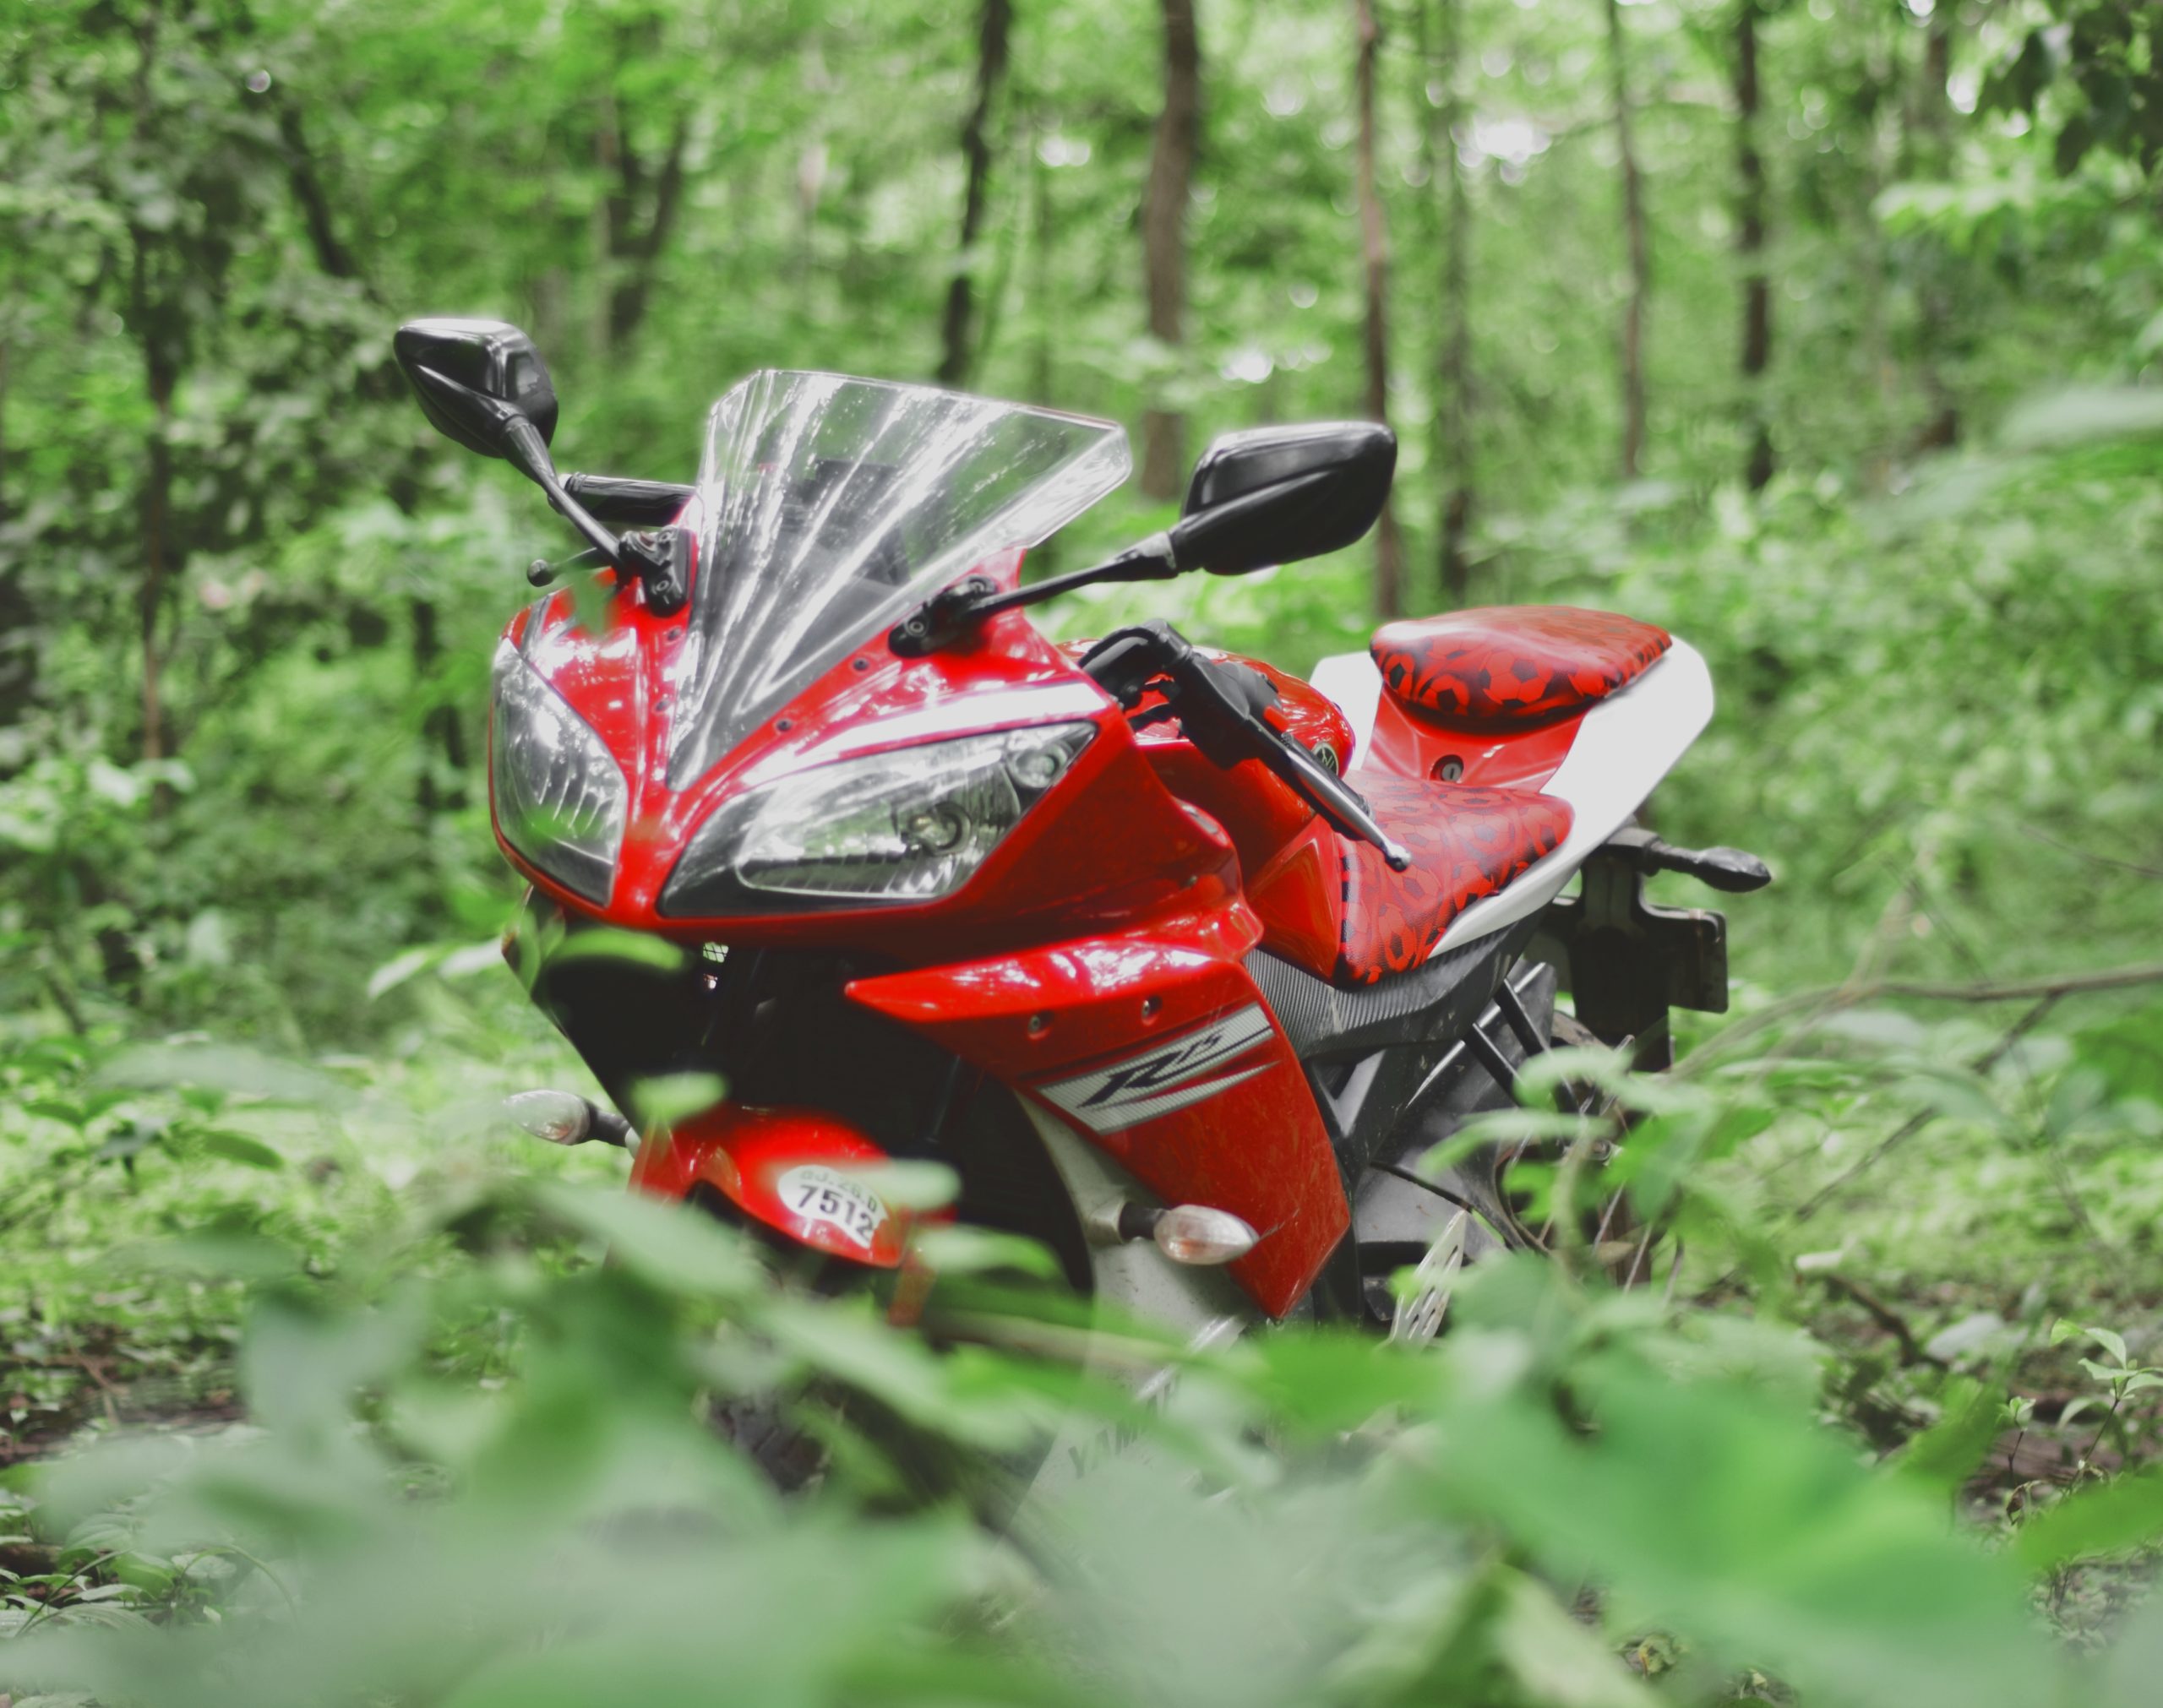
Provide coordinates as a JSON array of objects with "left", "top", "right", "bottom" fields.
[
  {"left": 1354, "top": 0, "right": 1405, "bottom": 617},
  {"left": 586, "top": 12, "right": 695, "bottom": 357},
  {"left": 1853, "top": 0, "right": 1899, "bottom": 492},
  {"left": 1605, "top": 0, "right": 1649, "bottom": 480},
  {"left": 593, "top": 93, "right": 690, "bottom": 354},
  {"left": 121, "top": 8, "right": 183, "bottom": 775},
  {"left": 1905, "top": 1, "right": 1959, "bottom": 452},
  {"left": 1141, "top": 0, "right": 1201, "bottom": 499},
  {"left": 1420, "top": 0, "right": 1474, "bottom": 605},
  {"left": 1736, "top": 0, "right": 1773, "bottom": 490},
  {"left": 937, "top": 0, "right": 1014, "bottom": 387}
]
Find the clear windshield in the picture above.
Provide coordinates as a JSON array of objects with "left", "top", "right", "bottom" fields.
[{"left": 667, "top": 372, "right": 1129, "bottom": 789}]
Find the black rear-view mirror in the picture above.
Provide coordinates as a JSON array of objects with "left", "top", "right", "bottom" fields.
[{"left": 1168, "top": 422, "right": 1397, "bottom": 576}]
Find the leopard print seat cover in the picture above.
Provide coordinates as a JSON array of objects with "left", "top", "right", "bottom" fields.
[
  {"left": 1334, "top": 775, "right": 1573, "bottom": 986},
  {"left": 1370, "top": 606, "right": 1671, "bottom": 727}
]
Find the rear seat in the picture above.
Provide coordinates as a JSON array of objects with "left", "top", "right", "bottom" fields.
[{"left": 1370, "top": 606, "right": 1670, "bottom": 728}]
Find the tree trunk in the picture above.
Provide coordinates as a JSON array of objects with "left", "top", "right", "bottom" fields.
[
  {"left": 1736, "top": 0, "right": 1773, "bottom": 491},
  {"left": 274, "top": 99, "right": 361, "bottom": 284},
  {"left": 938, "top": 0, "right": 1013, "bottom": 387},
  {"left": 1605, "top": 0, "right": 1648, "bottom": 481},
  {"left": 1141, "top": 0, "right": 1200, "bottom": 500},
  {"left": 135, "top": 253, "right": 176, "bottom": 775},
  {"left": 1856, "top": 0, "right": 1897, "bottom": 492},
  {"left": 607, "top": 117, "right": 687, "bottom": 347},
  {"left": 0, "top": 332, "right": 31, "bottom": 734},
  {"left": 125, "top": 11, "right": 178, "bottom": 786},
  {"left": 1421, "top": 0, "right": 1474, "bottom": 606},
  {"left": 595, "top": 97, "right": 689, "bottom": 352},
  {"left": 1030, "top": 109, "right": 1055, "bottom": 405},
  {"left": 1907, "top": 6, "right": 1959, "bottom": 452},
  {"left": 1354, "top": 0, "right": 1404, "bottom": 617}
]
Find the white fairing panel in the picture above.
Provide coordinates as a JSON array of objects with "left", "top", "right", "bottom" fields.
[
  {"left": 1310, "top": 650, "right": 1383, "bottom": 763},
  {"left": 1307, "top": 639, "right": 1715, "bottom": 956}
]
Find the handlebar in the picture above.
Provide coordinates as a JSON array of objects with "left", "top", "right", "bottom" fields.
[
  {"left": 1079, "top": 621, "right": 1411, "bottom": 871},
  {"left": 561, "top": 472, "right": 695, "bottom": 527}
]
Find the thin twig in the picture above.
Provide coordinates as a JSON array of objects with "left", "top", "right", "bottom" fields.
[
  {"left": 2076, "top": 1393, "right": 2125, "bottom": 1483},
  {"left": 1812, "top": 1271, "right": 1948, "bottom": 1369},
  {"left": 2021, "top": 825, "right": 2163, "bottom": 880},
  {"left": 1678, "top": 960, "right": 2163, "bottom": 1078}
]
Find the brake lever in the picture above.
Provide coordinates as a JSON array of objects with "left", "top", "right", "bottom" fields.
[
  {"left": 1254, "top": 721, "right": 1412, "bottom": 871},
  {"left": 1132, "top": 632, "right": 1409, "bottom": 872}
]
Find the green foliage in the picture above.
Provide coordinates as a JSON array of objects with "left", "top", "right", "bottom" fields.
[
  {"left": 0, "top": 1160, "right": 2152, "bottom": 1708},
  {"left": 5, "top": 0, "right": 2163, "bottom": 1699}
]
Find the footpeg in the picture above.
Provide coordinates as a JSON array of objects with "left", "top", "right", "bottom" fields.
[
  {"left": 1614, "top": 828, "right": 1772, "bottom": 893},
  {"left": 1389, "top": 1209, "right": 1468, "bottom": 1346}
]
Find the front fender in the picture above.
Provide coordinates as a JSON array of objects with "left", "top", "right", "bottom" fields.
[{"left": 629, "top": 1103, "right": 911, "bottom": 1268}]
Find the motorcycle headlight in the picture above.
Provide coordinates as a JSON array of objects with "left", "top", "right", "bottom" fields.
[
  {"left": 659, "top": 722, "right": 1095, "bottom": 915},
  {"left": 489, "top": 640, "right": 628, "bottom": 904}
]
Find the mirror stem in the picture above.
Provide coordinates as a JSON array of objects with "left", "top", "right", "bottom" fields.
[{"left": 503, "top": 418, "right": 618, "bottom": 563}]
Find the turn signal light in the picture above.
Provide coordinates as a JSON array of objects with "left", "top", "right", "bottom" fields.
[
  {"left": 503, "top": 1090, "right": 632, "bottom": 1148},
  {"left": 1115, "top": 1201, "right": 1259, "bottom": 1266}
]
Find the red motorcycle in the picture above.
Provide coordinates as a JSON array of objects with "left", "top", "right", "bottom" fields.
[{"left": 395, "top": 318, "right": 1767, "bottom": 1466}]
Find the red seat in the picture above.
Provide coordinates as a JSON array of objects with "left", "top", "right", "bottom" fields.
[
  {"left": 1333, "top": 775, "right": 1573, "bottom": 986},
  {"left": 1371, "top": 606, "right": 1670, "bottom": 728}
]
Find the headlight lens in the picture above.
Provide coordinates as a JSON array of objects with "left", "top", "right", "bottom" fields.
[
  {"left": 489, "top": 641, "right": 627, "bottom": 903},
  {"left": 660, "top": 722, "right": 1094, "bottom": 914}
]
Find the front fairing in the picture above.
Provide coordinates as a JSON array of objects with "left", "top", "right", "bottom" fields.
[
  {"left": 487, "top": 369, "right": 1236, "bottom": 951},
  {"left": 496, "top": 540, "right": 1236, "bottom": 960}
]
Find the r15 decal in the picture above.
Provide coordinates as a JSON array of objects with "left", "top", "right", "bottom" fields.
[{"left": 1035, "top": 1004, "right": 1275, "bottom": 1134}]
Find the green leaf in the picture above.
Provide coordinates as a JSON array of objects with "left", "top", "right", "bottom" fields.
[
  {"left": 530, "top": 1179, "right": 759, "bottom": 1299},
  {"left": 1491, "top": 1568, "right": 1658, "bottom": 1706},
  {"left": 1900, "top": 1374, "right": 2004, "bottom": 1499},
  {"left": 906, "top": 1222, "right": 1058, "bottom": 1279},
  {"left": 193, "top": 1129, "right": 286, "bottom": 1171},
  {"left": 2016, "top": 1470, "right": 2163, "bottom": 1572},
  {"left": 627, "top": 1072, "right": 727, "bottom": 1129},
  {"left": 546, "top": 929, "right": 687, "bottom": 975},
  {"left": 847, "top": 1159, "right": 959, "bottom": 1214},
  {"left": 366, "top": 945, "right": 437, "bottom": 999},
  {"left": 2091, "top": 1327, "right": 2130, "bottom": 1366},
  {"left": 97, "top": 1044, "right": 341, "bottom": 1107}
]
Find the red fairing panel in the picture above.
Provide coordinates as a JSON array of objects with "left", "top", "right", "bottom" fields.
[
  {"left": 845, "top": 895, "right": 1348, "bottom": 1319},
  {"left": 1371, "top": 606, "right": 1671, "bottom": 729},
  {"left": 1359, "top": 694, "right": 1583, "bottom": 792},
  {"left": 1332, "top": 776, "right": 1573, "bottom": 985},
  {"left": 1057, "top": 639, "right": 1350, "bottom": 895},
  {"left": 630, "top": 1103, "right": 913, "bottom": 1268}
]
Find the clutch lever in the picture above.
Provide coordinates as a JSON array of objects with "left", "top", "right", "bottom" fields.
[{"left": 528, "top": 544, "right": 609, "bottom": 587}]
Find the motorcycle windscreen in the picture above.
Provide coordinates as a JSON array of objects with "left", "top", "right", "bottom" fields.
[{"left": 667, "top": 372, "right": 1131, "bottom": 791}]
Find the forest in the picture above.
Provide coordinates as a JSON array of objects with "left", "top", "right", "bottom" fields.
[{"left": 2, "top": 0, "right": 2162, "bottom": 1701}]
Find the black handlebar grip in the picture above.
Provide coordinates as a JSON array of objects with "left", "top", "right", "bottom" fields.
[{"left": 561, "top": 472, "right": 695, "bottom": 528}]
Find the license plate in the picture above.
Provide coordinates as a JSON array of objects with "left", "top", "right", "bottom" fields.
[{"left": 776, "top": 1164, "right": 887, "bottom": 1250}]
